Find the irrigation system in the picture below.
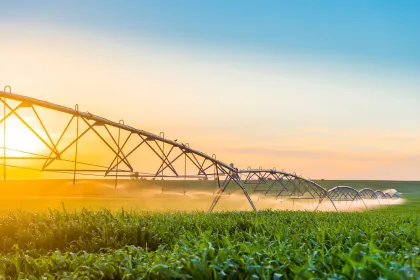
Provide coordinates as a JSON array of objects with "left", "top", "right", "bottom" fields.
[{"left": 0, "top": 87, "right": 398, "bottom": 211}]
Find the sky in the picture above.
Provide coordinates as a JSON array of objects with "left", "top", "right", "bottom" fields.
[{"left": 0, "top": 1, "right": 419, "bottom": 180}]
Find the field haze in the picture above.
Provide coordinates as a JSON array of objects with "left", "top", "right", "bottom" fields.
[{"left": 0, "top": 179, "right": 413, "bottom": 213}]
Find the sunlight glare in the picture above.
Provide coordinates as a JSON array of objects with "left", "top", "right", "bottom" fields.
[{"left": 0, "top": 116, "right": 46, "bottom": 156}]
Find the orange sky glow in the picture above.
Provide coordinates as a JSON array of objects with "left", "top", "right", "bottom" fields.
[{"left": 0, "top": 24, "right": 419, "bottom": 180}]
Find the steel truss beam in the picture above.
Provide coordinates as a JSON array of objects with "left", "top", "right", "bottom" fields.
[
  {"left": 359, "top": 188, "right": 378, "bottom": 199},
  {"left": 231, "top": 169, "right": 338, "bottom": 211},
  {"left": 0, "top": 90, "right": 256, "bottom": 211},
  {"left": 4, "top": 89, "right": 387, "bottom": 213},
  {"left": 208, "top": 169, "right": 257, "bottom": 212},
  {"left": 375, "top": 190, "right": 387, "bottom": 199},
  {"left": 328, "top": 186, "right": 367, "bottom": 209}
]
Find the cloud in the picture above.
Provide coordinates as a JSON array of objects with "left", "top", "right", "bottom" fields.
[{"left": 221, "top": 147, "right": 414, "bottom": 162}]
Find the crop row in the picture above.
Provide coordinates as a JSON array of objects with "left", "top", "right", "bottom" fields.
[{"left": 0, "top": 207, "right": 418, "bottom": 278}]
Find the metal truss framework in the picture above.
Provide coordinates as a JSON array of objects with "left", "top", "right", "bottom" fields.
[
  {"left": 327, "top": 186, "right": 398, "bottom": 209},
  {"left": 226, "top": 168, "right": 338, "bottom": 211},
  {"left": 375, "top": 190, "right": 387, "bottom": 199},
  {"left": 240, "top": 168, "right": 327, "bottom": 197},
  {"left": 359, "top": 188, "right": 378, "bottom": 199},
  {"left": 328, "top": 186, "right": 367, "bottom": 209},
  {"left": 0, "top": 89, "right": 257, "bottom": 211},
  {"left": 0, "top": 88, "right": 400, "bottom": 212}
]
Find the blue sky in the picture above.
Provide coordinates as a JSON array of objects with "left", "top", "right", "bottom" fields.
[
  {"left": 3, "top": 0, "right": 419, "bottom": 67},
  {"left": 1, "top": 1, "right": 419, "bottom": 179}
]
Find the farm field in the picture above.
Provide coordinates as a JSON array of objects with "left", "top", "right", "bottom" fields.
[
  {"left": 0, "top": 179, "right": 415, "bottom": 213},
  {"left": 2, "top": 0, "right": 419, "bottom": 278},
  {"left": 0, "top": 179, "right": 418, "bottom": 278}
]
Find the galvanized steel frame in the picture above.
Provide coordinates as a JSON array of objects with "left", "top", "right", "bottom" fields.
[
  {"left": 0, "top": 88, "right": 397, "bottom": 212},
  {"left": 0, "top": 89, "right": 257, "bottom": 211},
  {"left": 232, "top": 168, "right": 338, "bottom": 211},
  {"left": 358, "top": 188, "right": 378, "bottom": 199},
  {"left": 328, "top": 186, "right": 367, "bottom": 209}
]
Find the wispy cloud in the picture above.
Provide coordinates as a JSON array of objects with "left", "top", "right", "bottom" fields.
[{"left": 221, "top": 147, "right": 415, "bottom": 161}]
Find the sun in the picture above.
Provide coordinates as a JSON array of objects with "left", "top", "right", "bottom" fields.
[{"left": 0, "top": 116, "right": 47, "bottom": 157}]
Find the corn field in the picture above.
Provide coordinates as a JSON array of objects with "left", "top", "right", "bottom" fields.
[{"left": 0, "top": 204, "right": 418, "bottom": 279}]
